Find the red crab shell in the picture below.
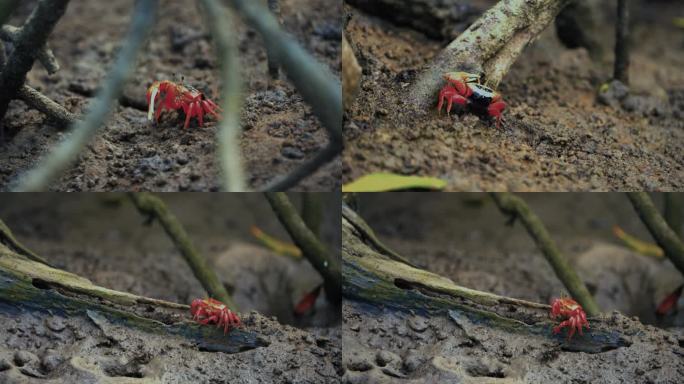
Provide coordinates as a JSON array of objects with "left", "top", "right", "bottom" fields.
[
  {"left": 146, "top": 80, "right": 222, "bottom": 129},
  {"left": 550, "top": 297, "right": 589, "bottom": 340},
  {"left": 190, "top": 298, "right": 240, "bottom": 334}
]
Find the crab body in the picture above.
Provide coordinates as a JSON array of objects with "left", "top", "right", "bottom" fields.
[
  {"left": 190, "top": 298, "right": 240, "bottom": 334},
  {"left": 550, "top": 297, "right": 589, "bottom": 340},
  {"left": 146, "top": 80, "right": 222, "bottom": 129},
  {"left": 437, "top": 71, "right": 506, "bottom": 128}
]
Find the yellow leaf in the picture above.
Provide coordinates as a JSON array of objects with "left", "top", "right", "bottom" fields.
[
  {"left": 343, "top": 173, "right": 447, "bottom": 192},
  {"left": 250, "top": 226, "right": 302, "bottom": 259},
  {"left": 612, "top": 225, "right": 664, "bottom": 259},
  {"left": 673, "top": 17, "right": 684, "bottom": 28}
]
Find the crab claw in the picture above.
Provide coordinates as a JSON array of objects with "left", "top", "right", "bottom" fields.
[{"left": 146, "top": 82, "right": 162, "bottom": 121}]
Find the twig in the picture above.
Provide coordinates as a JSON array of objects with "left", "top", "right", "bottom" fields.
[
  {"left": 301, "top": 193, "right": 323, "bottom": 237},
  {"left": 614, "top": 0, "right": 630, "bottom": 84},
  {"left": 12, "top": 0, "right": 157, "bottom": 192},
  {"left": 261, "top": 143, "right": 338, "bottom": 191},
  {"left": 0, "top": 218, "right": 51, "bottom": 265},
  {"left": 266, "top": 0, "right": 280, "bottom": 79},
  {"left": 409, "top": 0, "right": 571, "bottom": 108},
  {"left": 0, "top": 25, "right": 60, "bottom": 74},
  {"left": 0, "top": 0, "right": 71, "bottom": 121},
  {"left": 665, "top": 194, "right": 683, "bottom": 239},
  {"left": 490, "top": 192, "right": 600, "bottom": 316},
  {"left": 264, "top": 192, "right": 341, "bottom": 303},
  {"left": 199, "top": 0, "right": 246, "bottom": 191},
  {"left": 627, "top": 192, "right": 684, "bottom": 277},
  {"left": 342, "top": 203, "right": 417, "bottom": 267},
  {"left": 17, "top": 84, "right": 78, "bottom": 127},
  {"left": 224, "top": 0, "right": 342, "bottom": 189},
  {"left": 128, "top": 193, "right": 237, "bottom": 310}
]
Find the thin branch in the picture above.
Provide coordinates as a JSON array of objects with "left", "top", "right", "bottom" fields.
[
  {"left": 128, "top": 192, "right": 237, "bottom": 311},
  {"left": 490, "top": 192, "right": 600, "bottom": 316},
  {"left": 342, "top": 203, "right": 417, "bottom": 267},
  {"left": 12, "top": 0, "right": 157, "bottom": 192},
  {"left": 614, "top": 0, "right": 630, "bottom": 84},
  {"left": 266, "top": 0, "right": 280, "bottom": 79},
  {"left": 409, "top": 0, "right": 570, "bottom": 108},
  {"left": 225, "top": 0, "right": 342, "bottom": 189},
  {"left": 0, "top": 0, "right": 71, "bottom": 120},
  {"left": 0, "top": 218, "right": 51, "bottom": 266},
  {"left": 1, "top": 25, "right": 60, "bottom": 74},
  {"left": 264, "top": 192, "right": 341, "bottom": 303},
  {"left": 261, "top": 143, "right": 338, "bottom": 191},
  {"left": 627, "top": 192, "right": 684, "bottom": 277},
  {"left": 199, "top": 0, "right": 246, "bottom": 191},
  {"left": 17, "top": 84, "right": 78, "bottom": 127}
]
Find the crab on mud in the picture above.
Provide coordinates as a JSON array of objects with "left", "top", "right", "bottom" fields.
[
  {"left": 190, "top": 298, "right": 241, "bottom": 334},
  {"left": 437, "top": 71, "right": 507, "bottom": 128},
  {"left": 146, "top": 80, "right": 222, "bottom": 129},
  {"left": 550, "top": 297, "right": 589, "bottom": 340}
]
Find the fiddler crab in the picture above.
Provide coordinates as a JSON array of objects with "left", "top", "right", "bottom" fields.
[
  {"left": 146, "top": 79, "right": 222, "bottom": 129},
  {"left": 437, "top": 71, "right": 507, "bottom": 128},
  {"left": 550, "top": 297, "right": 589, "bottom": 340},
  {"left": 190, "top": 298, "right": 241, "bottom": 334}
]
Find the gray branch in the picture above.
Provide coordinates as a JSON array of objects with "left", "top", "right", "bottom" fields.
[
  {"left": 0, "top": 24, "right": 60, "bottom": 74},
  {"left": 17, "top": 84, "right": 78, "bottom": 127},
  {"left": 199, "top": 0, "right": 246, "bottom": 191},
  {"left": 225, "top": 0, "right": 342, "bottom": 190},
  {"left": 12, "top": 0, "right": 158, "bottom": 192},
  {"left": 261, "top": 143, "right": 339, "bottom": 191},
  {"left": 627, "top": 192, "right": 684, "bottom": 278},
  {"left": 409, "top": 0, "right": 570, "bottom": 108},
  {"left": 0, "top": 0, "right": 71, "bottom": 120},
  {"left": 265, "top": 192, "right": 341, "bottom": 303}
]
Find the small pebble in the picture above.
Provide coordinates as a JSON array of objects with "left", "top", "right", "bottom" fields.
[
  {"left": 281, "top": 146, "right": 305, "bottom": 159},
  {"left": 0, "top": 358, "right": 11, "bottom": 371},
  {"left": 346, "top": 355, "right": 373, "bottom": 372},
  {"left": 403, "top": 349, "right": 422, "bottom": 372},
  {"left": 408, "top": 316, "right": 428, "bottom": 332},
  {"left": 41, "top": 352, "right": 62, "bottom": 372},
  {"left": 375, "top": 350, "right": 398, "bottom": 367},
  {"left": 13, "top": 350, "right": 36, "bottom": 367},
  {"left": 46, "top": 317, "right": 66, "bottom": 332}
]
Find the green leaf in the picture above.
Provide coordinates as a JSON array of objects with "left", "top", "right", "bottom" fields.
[{"left": 343, "top": 173, "right": 447, "bottom": 192}]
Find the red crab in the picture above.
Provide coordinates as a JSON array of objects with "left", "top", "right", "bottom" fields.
[
  {"left": 190, "top": 298, "right": 241, "bottom": 334},
  {"left": 550, "top": 297, "right": 589, "bottom": 340},
  {"left": 437, "top": 71, "right": 507, "bottom": 128},
  {"left": 146, "top": 80, "right": 222, "bottom": 129}
]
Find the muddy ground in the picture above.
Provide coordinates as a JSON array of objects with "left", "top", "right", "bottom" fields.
[
  {"left": 343, "top": 1, "right": 684, "bottom": 191},
  {"left": 343, "top": 193, "right": 684, "bottom": 382},
  {"left": 0, "top": 193, "right": 342, "bottom": 382},
  {"left": 0, "top": 0, "right": 341, "bottom": 191}
]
